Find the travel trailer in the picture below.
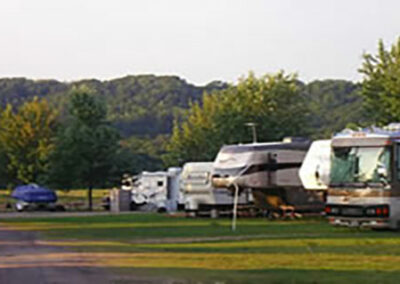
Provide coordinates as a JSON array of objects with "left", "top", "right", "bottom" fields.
[
  {"left": 180, "top": 162, "right": 252, "bottom": 217},
  {"left": 325, "top": 124, "right": 400, "bottom": 229},
  {"left": 122, "top": 167, "right": 181, "bottom": 212},
  {"left": 299, "top": 140, "right": 331, "bottom": 191},
  {"left": 212, "top": 138, "right": 325, "bottom": 215}
]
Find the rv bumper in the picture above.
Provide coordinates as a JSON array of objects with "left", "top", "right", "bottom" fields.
[{"left": 328, "top": 217, "right": 390, "bottom": 229}]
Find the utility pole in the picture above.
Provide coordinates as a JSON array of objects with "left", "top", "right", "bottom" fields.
[{"left": 245, "top": 122, "right": 258, "bottom": 143}]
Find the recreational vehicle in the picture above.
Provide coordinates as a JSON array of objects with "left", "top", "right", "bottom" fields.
[
  {"left": 180, "top": 162, "right": 252, "bottom": 217},
  {"left": 325, "top": 124, "right": 400, "bottom": 229},
  {"left": 122, "top": 167, "right": 181, "bottom": 212},
  {"left": 212, "top": 138, "right": 325, "bottom": 215}
]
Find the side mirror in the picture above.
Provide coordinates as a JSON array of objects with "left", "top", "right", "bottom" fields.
[
  {"left": 377, "top": 166, "right": 387, "bottom": 178},
  {"left": 314, "top": 165, "right": 322, "bottom": 185},
  {"left": 376, "top": 163, "right": 389, "bottom": 188}
]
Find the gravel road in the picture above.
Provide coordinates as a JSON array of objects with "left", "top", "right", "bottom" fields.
[{"left": 0, "top": 227, "right": 113, "bottom": 284}]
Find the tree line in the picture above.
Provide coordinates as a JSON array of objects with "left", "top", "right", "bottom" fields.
[{"left": 0, "top": 76, "right": 363, "bottom": 174}]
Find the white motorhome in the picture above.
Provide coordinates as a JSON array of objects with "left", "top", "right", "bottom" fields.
[
  {"left": 123, "top": 167, "right": 181, "bottom": 212},
  {"left": 299, "top": 140, "right": 331, "bottom": 191},
  {"left": 181, "top": 162, "right": 251, "bottom": 216},
  {"left": 326, "top": 124, "right": 400, "bottom": 229}
]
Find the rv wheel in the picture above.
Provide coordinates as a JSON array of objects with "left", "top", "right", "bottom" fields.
[
  {"left": 210, "top": 209, "right": 219, "bottom": 219},
  {"left": 157, "top": 207, "right": 167, "bottom": 213},
  {"left": 55, "top": 204, "right": 66, "bottom": 212},
  {"left": 186, "top": 211, "right": 197, "bottom": 218}
]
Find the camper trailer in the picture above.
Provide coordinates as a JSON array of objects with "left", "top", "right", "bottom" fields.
[
  {"left": 325, "top": 124, "right": 400, "bottom": 229},
  {"left": 181, "top": 162, "right": 252, "bottom": 217},
  {"left": 212, "top": 138, "right": 324, "bottom": 215},
  {"left": 122, "top": 167, "right": 181, "bottom": 212}
]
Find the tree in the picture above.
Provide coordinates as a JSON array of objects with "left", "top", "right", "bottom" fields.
[
  {"left": 163, "top": 72, "right": 308, "bottom": 166},
  {"left": 0, "top": 145, "right": 9, "bottom": 188},
  {"left": 50, "top": 86, "right": 122, "bottom": 210},
  {"left": 359, "top": 38, "right": 400, "bottom": 124},
  {"left": 0, "top": 97, "right": 58, "bottom": 186},
  {"left": 302, "top": 80, "right": 365, "bottom": 138}
]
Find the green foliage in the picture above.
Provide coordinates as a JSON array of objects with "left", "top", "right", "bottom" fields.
[
  {"left": 0, "top": 75, "right": 227, "bottom": 171},
  {"left": 0, "top": 74, "right": 372, "bottom": 171},
  {"left": 0, "top": 75, "right": 226, "bottom": 137},
  {"left": 50, "top": 86, "right": 122, "bottom": 195},
  {"left": 359, "top": 38, "right": 400, "bottom": 124},
  {"left": 163, "top": 72, "right": 308, "bottom": 166},
  {"left": 0, "top": 151, "right": 7, "bottom": 188},
  {"left": 302, "top": 80, "right": 365, "bottom": 138},
  {"left": 120, "top": 135, "right": 168, "bottom": 173},
  {"left": 0, "top": 78, "right": 67, "bottom": 108},
  {"left": 0, "top": 98, "right": 58, "bottom": 186}
]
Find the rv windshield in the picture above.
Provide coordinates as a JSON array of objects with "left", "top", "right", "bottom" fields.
[{"left": 330, "top": 146, "right": 391, "bottom": 187}]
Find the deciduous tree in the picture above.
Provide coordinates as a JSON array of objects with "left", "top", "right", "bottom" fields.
[
  {"left": 0, "top": 98, "right": 58, "bottom": 186},
  {"left": 163, "top": 72, "right": 308, "bottom": 166},
  {"left": 359, "top": 38, "right": 400, "bottom": 124},
  {"left": 50, "top": 86, "right": 121, "bottom": 210}
]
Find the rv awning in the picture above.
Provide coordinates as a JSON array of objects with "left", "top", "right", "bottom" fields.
[{"left": 332, "top": 137, "right": 391, "bottom": 147}]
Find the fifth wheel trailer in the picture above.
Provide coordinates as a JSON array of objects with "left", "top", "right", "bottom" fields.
[{"left": 212, "top": 138, "right": 325, "bottom": 216}]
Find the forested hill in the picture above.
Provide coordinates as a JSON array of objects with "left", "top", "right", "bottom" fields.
[
  {"left": 303, "top": 79, "right": 363, "bottom": 138},
  {"left": 0, "top": 75, "right": 363, "bottom": 138},
  {"left": 0, "top": 75, "right": 227, "bottom": 137},
  {"left": 0, "top": 75, "right": 364, "bottom": 171}
]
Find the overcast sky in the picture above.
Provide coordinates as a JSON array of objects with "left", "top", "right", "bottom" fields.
[{"left": 1, "top": 0, "right": 399, "bottom": 85}]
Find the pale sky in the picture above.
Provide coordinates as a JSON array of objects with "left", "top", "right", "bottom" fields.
[{"left": 1, "top": 0, "right": 399, "bottom": 84}]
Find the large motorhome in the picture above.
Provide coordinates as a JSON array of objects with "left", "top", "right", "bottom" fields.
[
  {"left": 212, "top": 138, "right": 324, "bottom": 214},
  {"left": 325, "top": 124, "right": 400, "bottom": 229},
  {"left": 122, "top": 167, "right": 181, "bottom": 212},
  {"left": 180, "top": 162, "right": 252, "bottom": 216}
]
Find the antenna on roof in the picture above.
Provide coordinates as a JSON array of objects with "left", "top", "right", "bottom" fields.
[{"left": 245, "top": 122, "right": 258, "bottom": 143}]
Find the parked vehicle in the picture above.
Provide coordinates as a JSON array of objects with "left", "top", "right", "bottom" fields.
[
  {"left": 212, "top": 137, "right": 325, "bottom": 216},
  {"left": 181, "top": 162, "right": 252, "bottom": 217},
  {"left": 122, "top": 167, "right": 181, "bottom": 212},
  {"left": 11, "top": 184, "right": 60, "bottom": 212},
  {"left": 325, "top": 123, "right": 400, "bottom": 229}
]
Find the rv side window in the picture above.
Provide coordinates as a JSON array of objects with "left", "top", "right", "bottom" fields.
[{"left": 185, "top": 172, "right": 209, "bottom": 185}]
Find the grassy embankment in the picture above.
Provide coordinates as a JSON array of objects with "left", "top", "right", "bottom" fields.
[
  {"left": 1, "top": 213, "right": 400, "bottom": 283},
  {"left": 0, "top": 189, "right": 109, "bottom": 212}
]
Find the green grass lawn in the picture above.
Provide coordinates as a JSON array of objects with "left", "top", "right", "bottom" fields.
[{"left": 2, "top": 213, "right": 400, "bottom": 283}]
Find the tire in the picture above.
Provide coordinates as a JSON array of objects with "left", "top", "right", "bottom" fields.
[
  {"left": 157, "top": 207, "right": 167, "bottom": 213},
  {"left": 210, "top": 209, "right": 219, "bottom": 219},
  {"left": 55, "top": 204, "right": 66, "bottom": 212}
]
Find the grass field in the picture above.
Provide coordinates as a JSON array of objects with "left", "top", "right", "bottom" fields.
[
  {"left": 0, "top": 189, "right": 109, "bottom": 212},
  {"left": 2, "top": 213, "right": 400, "bottom": 283}
]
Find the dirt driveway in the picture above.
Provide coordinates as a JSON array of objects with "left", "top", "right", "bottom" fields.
[{"left": 0, "top": 227, "right": 114, "bottom": 284}]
